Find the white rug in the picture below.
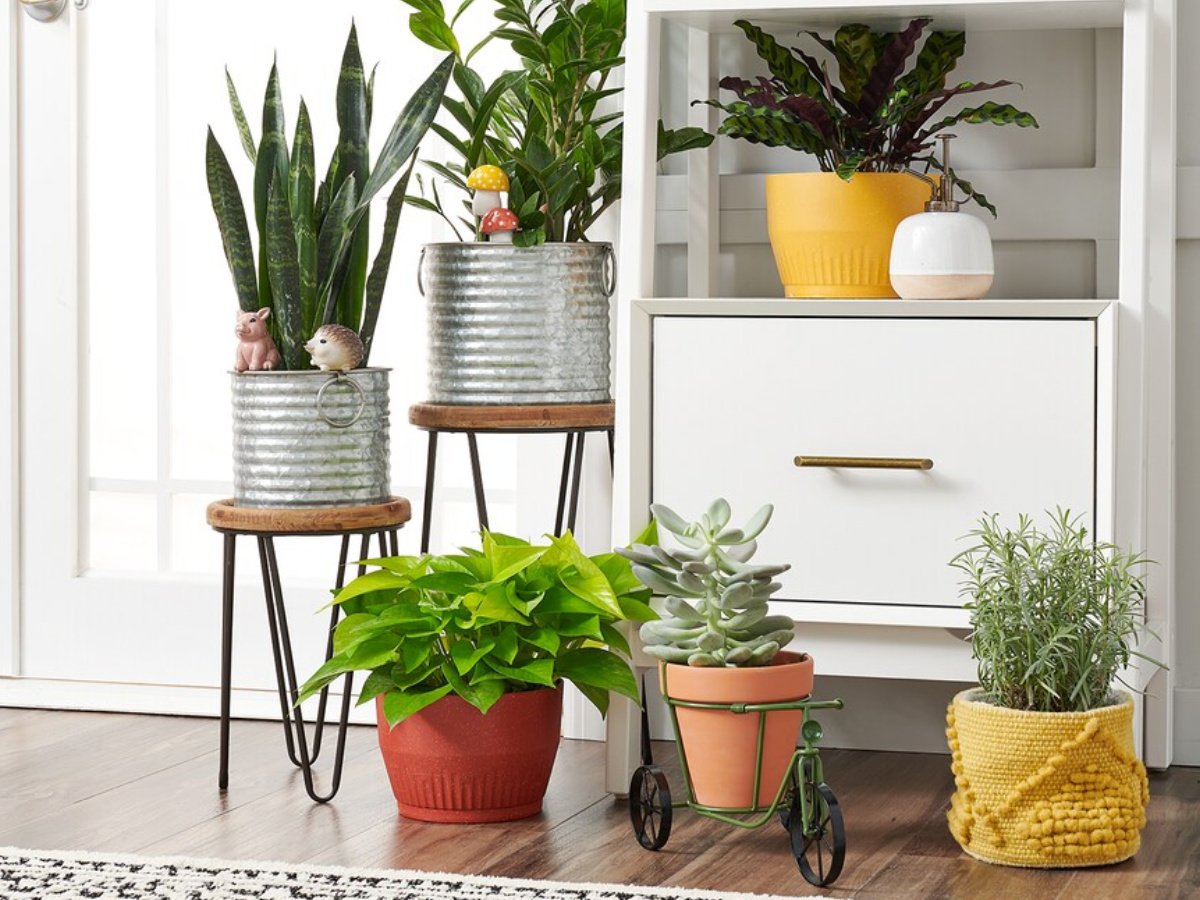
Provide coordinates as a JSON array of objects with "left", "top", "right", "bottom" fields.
[{"left": 0, "top": 847, "right": 822, "bottom": 900}]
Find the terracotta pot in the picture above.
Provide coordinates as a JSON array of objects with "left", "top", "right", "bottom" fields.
[
  {"left": 765, "top": 173, "right": 928, "bottom": 298},
  {"left": 662, "top": 651, "right": 814, "bottom": 809},
  {"left": 375, "top": 685, "right": 563, "bottom": 823}
]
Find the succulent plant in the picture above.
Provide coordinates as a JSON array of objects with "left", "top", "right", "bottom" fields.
[{"left": 618, "top": 499, "right": 795, "bottom": 667}]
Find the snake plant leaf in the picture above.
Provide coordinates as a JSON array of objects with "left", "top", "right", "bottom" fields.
[
  {"left": 205, "top": 129, "right": 258, "bottom": 312},
  {"left": 316, "top": 174, "right": 358, "bottom": 326},
  {"left": 253, "top": 60, "right": 289, "bottom": 312},
  {"left": 225, "top": 68, "right": 257, "bottom": 166},
  {"left": 334, "top": 24, "right": 370, "bottom": 334},
  {"left": 265, "top": 168, "right": 305, "bottom": 370},
  {"left": 366, "top": 63, "right": 378, "bottom": 129},
  {"left": 859, "top": 17, "right": 928, "bottom": 119},
  {"left": 361, "top": 157, "right": 416, "bottom": 365},
  {"left": 358, "top": 53, "right": 454, "bottom": 212},
  {"left": 289, "top": 100, "right": 318, "bottom": 336}
]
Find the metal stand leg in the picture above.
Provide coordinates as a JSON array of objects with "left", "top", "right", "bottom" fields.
[
  {"left": 567, "top": 430, "right": 586, "bottom": 533},
  {"left": 608, "top": 427, "right": 615, "bottom": 471},
  {"left": 259, "top": 535, "right": 301, "bottom": 766},
  {"left": 218, "top": 533, "right": 236, "bottom": 791},
  {"left": 468, "top": 431, "right": 490, "bottom": 532},
  {"left": 420, "top": 431, "right": 438, "bottom": 553},
  {"left": 554, "top": 433, "right": 576, "bottom": 536}
]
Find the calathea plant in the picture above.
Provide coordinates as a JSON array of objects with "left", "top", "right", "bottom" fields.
[
  {"left": 206, "top": 24, "right": 453, "bottom": 368},
  {"left": 396, "top": 0, "right": 712, "bottom": 245},
  {"left": 618, "top": 499, "right": 796, "bottom": 667},
  {"left": 701, "top": 18, "right": 1038, "bottom": 215}
]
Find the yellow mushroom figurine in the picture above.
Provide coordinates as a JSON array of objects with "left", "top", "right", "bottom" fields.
[{"left": 466, "top": 165, "right": 509, "bottom": 217}]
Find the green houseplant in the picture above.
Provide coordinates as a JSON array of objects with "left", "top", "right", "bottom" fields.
[
  {"left": 393, "top": 0, "right": 712, "bottom": 404},
  {"left": 297, "top": 529, "right": 655, "bottom": 822},
  {"left": 619, "top": 499, "right": 812, "bottom": 810},
  {"left": 945, "top": 509, "right": 1156, "bottom": 868},
  {"left": 700, "top": 18, "right": 1038, "bottom": 298},
  {"left": 205, "top": 26, "right": 452, "bottom": 508}
]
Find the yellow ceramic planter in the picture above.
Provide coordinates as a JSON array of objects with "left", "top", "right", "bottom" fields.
[
  {"left": 946, "top": 689, "right": 1149, "bottom": 868},
  {"left": 765, "top": 173, "right": 928, "bottom": 298}
]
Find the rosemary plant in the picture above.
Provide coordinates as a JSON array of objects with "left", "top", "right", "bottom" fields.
[{"left": 950, "top": 509, "right": 1154, "bottom": 713}]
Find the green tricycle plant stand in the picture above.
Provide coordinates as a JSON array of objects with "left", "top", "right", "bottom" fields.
[{"left": 629, "top": 666, "right": 846, "bottom": 888}]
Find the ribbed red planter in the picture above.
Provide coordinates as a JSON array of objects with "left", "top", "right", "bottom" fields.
[{"left": 375, "top": 685, "right": 563, "bottom": 823}]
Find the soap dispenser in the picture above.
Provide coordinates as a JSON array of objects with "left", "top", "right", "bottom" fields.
[{"left": 889, "top": 135, "right": 994, "bottom": 300}]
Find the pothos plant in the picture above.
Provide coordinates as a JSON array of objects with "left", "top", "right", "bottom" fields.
[
  {"left": 298, "top": 529, "right": 658, "bottom": 727},
  {"left": 206, "top": 24, "right": 453, "bottom": 368},
  {"left": 397, "top": 0, "right": 713, "bottom": 245},
  {"left": 700, "top": 18, "right": 1038, "bottom": 215}
]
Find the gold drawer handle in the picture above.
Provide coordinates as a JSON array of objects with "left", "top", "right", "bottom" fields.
[{"left": 794, "top": 455, "right": 934, "bottom": 471}]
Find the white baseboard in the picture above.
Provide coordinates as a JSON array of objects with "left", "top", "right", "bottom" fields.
[{"left": 1174, "top": 687, "right": 1200, "bottom": 766}]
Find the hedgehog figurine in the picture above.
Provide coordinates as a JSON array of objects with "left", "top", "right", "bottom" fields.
[{"left": 305, "top": 324, "right": 364, "bottom": 372}]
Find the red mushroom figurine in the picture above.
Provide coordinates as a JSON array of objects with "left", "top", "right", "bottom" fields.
[{"left": 480, "top": 207, "right": 519, "bottom": 244}]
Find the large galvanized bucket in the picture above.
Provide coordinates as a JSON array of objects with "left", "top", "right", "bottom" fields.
[
  {"left": 420, "top": 242, "right": 614, "bottom": 404},
  {"left": 231, "top": 369, "right": 390, "bottom": 509}
]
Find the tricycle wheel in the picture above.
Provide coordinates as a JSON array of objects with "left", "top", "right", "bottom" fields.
[
  {"left": 629, "top": 765, "right": 673, "bottom": 850},
  {"left": 790, "top": 780, "right": 845, "bottom": 887}
]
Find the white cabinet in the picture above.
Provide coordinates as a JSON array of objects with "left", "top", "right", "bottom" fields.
[{"left": 652, "top": 316, "right": 1097, "bottom": 610}]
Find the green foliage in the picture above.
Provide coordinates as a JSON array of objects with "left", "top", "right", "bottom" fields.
[
  {"left": 206, "top": 25, "right": 453, "bottom": 367},
  {"left": 619, "top": 499, "right": 796, "bottom": 667},
  {"left": 950, "top": 509, "right": 1160, "bottom": 713},
  {"left": 701, "top": 18, "right": 1039, "bottom": 215},
  {"left": 397, "top": 0, "right": 713, "bottom": 244},
  {"left": 297, "top": 530, "right": 657, "bottom": 727}
]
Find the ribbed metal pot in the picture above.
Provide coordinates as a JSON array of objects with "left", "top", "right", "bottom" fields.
[
  {"left": 231, "top": 368, "right": 390, "bottom": 509},
  {"left": 421, "top": 242, "right": 614, "bottom": 404}
]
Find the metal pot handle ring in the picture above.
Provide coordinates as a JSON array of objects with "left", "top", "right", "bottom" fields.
[
  {"left": 316, "top": 373, "right": 367, "bottom": 428},
  {"left": 602, "top": 244, "right": 617, "bottom": 298},
  {"left": 417, "top": 247, "right": 427, "bottom": 297}
]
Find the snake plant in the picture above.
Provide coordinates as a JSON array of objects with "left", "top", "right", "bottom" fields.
[
  {"left": 700, "top": 18, "right": 1038, "bottom": 215},
  {"left": 619, "top": 499, "right": 796, "bottom": 667},
  {"left": 206, "top": 24, "right": 453, "bottom": 368}
]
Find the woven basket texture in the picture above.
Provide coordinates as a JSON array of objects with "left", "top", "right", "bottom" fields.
[{"left": 946, "top": 688, "right": 1149, "bottom": 868}]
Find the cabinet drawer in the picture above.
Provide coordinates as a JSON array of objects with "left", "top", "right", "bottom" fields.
[{"left": 652, "top": 317, "right": 1095, "bottom": 608}]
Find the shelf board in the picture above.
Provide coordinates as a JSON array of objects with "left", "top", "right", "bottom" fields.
[
  {"left": 639, "top": 0, "right": 1124, "bottom": 32},
  {"left": 635, "top": 297, "right": 1113, "bottom": 318}
]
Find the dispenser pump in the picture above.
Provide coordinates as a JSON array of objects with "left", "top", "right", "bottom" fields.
[{"left": 926, "top": 134, "right": 960, "bottom": 213}]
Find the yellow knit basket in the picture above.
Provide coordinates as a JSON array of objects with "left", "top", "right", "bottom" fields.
[{"left": 946, "top": 689, "right": 1149, "bottom": 868}]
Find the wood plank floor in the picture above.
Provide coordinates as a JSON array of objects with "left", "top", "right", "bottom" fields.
[{"left": 0, "top": 708, "right": 1196, "bottom": 899}]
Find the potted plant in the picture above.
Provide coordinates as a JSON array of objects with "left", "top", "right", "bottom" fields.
[
  {"left": 206, "top": 25, "right": 453, "bottom": 507},
  {"left": 396, "top": 0, "right": 712, "bottom": 404},
  {"left": 297, "top": 529, "right": 655, "bottom": 822},
  {"left": 946, "top": 509, "right": 1158, "bottom": 868},
  {"left": 699, "top": 18, "right": 1038, "bottom": 298},
  {"left": 618, "top": 499, "right": 809, "bottom": 810}
]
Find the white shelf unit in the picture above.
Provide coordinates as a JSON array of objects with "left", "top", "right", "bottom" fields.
[{"left": 608, "top": 0, "right": 1176, "bottom": 790}]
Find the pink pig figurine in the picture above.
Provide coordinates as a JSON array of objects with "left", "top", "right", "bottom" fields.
[{"left": 234, "top": 307, "right": 282, "bottom": 372}]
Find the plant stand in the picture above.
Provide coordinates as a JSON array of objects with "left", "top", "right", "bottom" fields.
[
  {"left": 205, "top": 497, "right": 411, "bottom": 803},
  {"left": 409, "top": 402, "right": 614, "bottom": 552}
]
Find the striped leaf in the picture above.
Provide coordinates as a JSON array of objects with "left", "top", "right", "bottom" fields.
[
  {"left": 265, "top": 168, "right": 306, "bottom": 369},
  {"left": 923, "top": 100, "right": 1039, "bottom": 138},
  {"left": 361, "top": 158, "right": 416, "bottom": 365},
  {"left": 833, "top": 23, "right": 877, "bottom": 105},
  {"left": 334, "top": 24, "right": 370, "bottom": 333},
  {"left": 253, "top": 61, "right": 289, "bottom": 311},
  {"left": 859, "top": 18, "right": 929, "bottom": 119},
  {"left": 732, "top": 20, "right": 827, "bottom": 105},
  {"left": 316, "top": 175, "right": 358, "bottom": 327},
  {"left": 290, "top": 100, "right": 318, "bottom": 338},
  {"left": 225, "top": 68, "right": 257, "bottom": 166},
  {"left": 896, "top": 30, "right": 966, "bottom": 98},
  {"left": 366, "top": 63, "right": 378, "bottom": 130},
  {"left": 205, "top": 129, "right": 258, "bottom": 312}
]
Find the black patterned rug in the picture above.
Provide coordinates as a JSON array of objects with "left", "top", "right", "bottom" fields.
[{"left": 0, "top": 848, "right": 820, "bottom": 900}]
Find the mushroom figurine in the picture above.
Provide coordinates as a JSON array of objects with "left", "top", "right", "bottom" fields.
[
  {"left": 480, "top": 207, "right": 520, "bottom": 243},
  {"left": 305, "top": 323, "right": 364, "bottom": 372},
  {"left": 466, "top": 165, "right": 509, "bottom": 217}
]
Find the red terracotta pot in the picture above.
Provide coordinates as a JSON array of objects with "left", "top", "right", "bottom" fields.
[
  {"left": 375, "top": 685, "right": 563, "bottom": 823},
  {"left": 662, "top": 651, "right": 814, "bottom": 810}
]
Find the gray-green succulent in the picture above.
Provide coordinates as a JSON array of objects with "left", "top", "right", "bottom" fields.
[{"left": 618, "top": 499, "right": 796, "bottom": 667}]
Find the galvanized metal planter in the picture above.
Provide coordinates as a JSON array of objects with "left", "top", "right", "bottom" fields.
[
  {"left": 231, "top": 369, "right": 390, "bottom": 509},
  {"left": 420, "top": 242, "right": 614, "bottom": 404}
]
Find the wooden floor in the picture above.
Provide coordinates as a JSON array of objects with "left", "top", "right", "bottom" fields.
[{"left": 0, "top": 708, "right": 1196, "bottom": 899}]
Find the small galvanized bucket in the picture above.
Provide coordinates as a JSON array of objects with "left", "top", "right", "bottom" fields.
[
  {"left": 231, "top": 368, "right": 390, "bottom": 509},
  {"left": 420, "top": 242, "right": 614, "bottom": 404}
]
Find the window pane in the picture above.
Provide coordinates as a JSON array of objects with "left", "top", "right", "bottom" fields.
[{"left": 88, "top": 492, "right": 157, "bottom": 573}]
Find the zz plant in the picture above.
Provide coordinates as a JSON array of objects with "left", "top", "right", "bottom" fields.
[
  {"left": 396, "top": 0, "right": 712, "bottom": 245},
  {"left": 950, "top": 509, "right": 1156, "bottom": 713},
  {"left": 618, "top": 499, "right": 796, "bottom": 667},
  {"left": 206, "top": 25, "right": 453, "bottom": 368},
  {"left": 702, "top": 18, "right": 1038, "bottom": 214},
  {"left": 298, "top": 530, "right": 656, "bottom": 727}
]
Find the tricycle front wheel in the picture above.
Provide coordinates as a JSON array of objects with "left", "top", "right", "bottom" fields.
[
  {"left": 629, "top": 765, "right": 673, "bottom": 851},
  {"left": 789, "top": 777, "right": 845, "bottom": 887}
]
